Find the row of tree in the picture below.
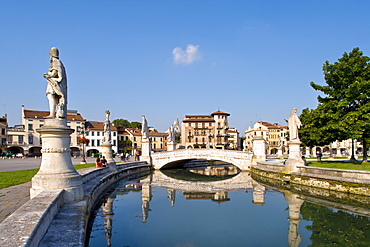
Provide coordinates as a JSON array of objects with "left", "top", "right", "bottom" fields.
[{"left": 299, "top": 48, "right": 370, "bottom": 163}]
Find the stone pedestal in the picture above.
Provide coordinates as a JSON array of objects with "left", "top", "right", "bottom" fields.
[
  {"left": 102, "top": 142, "right": 117, "bottom": 171},
  {"left": 252, "top": 136, "right": 267, "bottom": 165},
  {"left": 141, "top": 138, "right": 152, "bottom": 164},
  {"left": 277, "top": 148, "right": 284, "bottom": 159},
  {"left": 30, "top": 119, "right": 83, "bottom": 202},
  {"left": 167, "top": 141, "right": 176, "bottom": 151},
  {"left": 284, "top": 140, "right": 304, "bottom": 173}
]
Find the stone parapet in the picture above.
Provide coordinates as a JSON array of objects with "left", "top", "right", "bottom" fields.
[{"left": 0, "top": 162, "right": 151, "bottom": 247}]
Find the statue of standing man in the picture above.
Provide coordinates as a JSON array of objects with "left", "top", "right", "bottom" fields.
[
  {"left": 288, "top": 108, "right": 301, "bottom": 141},
  {"left": 142, "top": 115, "right": 149, "bottom": 139},
  {"left": 103, "top": 110, "right": 111, "bottom": 143},
  {"left": 43, "top": 47, "right": 67, "bottom": 119}
]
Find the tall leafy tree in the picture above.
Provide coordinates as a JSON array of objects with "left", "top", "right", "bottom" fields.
[
  {"left": 310, "top": 48, "right": 370, "bottom": 162},
  {"left": 113, "top": 119, "right": 130, "bottom": 128}
]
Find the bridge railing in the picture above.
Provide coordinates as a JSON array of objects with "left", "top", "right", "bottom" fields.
[{"left": 151, "top": 149, "right": 250, "bottom": 159}]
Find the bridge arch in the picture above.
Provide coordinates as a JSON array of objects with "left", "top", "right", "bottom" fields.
[{"left": 151, "top": 149, "right": 252, "bottom": 171}]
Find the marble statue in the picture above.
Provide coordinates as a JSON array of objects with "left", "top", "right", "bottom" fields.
[
  {"left": 167, "top": 125, "right": 175, "bottom": 143},
  {"left": 142, "top": 115, "right": 149, "bottom": 139},
  {"left": 103, "top": 110, "right": 111, "bottom": 143},
  {"left": 288, "top": 108, "right": 301, "bottom": 141},
  {"left": 43, "top": 47, "right": 67, "bottom": 119}
]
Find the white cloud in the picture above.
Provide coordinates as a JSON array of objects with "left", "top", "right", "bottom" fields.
[{"left": 172, "top": 44, "right": 202, "bottom": 65}]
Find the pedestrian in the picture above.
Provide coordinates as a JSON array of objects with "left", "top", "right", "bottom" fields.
[
  {"left": 101, "top": 156, "right": 107, "bottom": 167},
  {"left": 95, "top": 157, "right": 102, "bottom": 168}
]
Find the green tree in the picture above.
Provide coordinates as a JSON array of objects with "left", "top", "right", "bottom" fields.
[
  {"left": 129, "top": 121, "right": 142, "bottom": 129},
  {"left": 310, "top": 48, "right": 370, "bottom": 162},
  {"left": 113, "top": 119, "right": 130, "bottom": 128},
  {"left": 299, "top": 105, "right": 346, "bottom": 156}
]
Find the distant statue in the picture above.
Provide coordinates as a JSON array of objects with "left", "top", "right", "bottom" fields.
[
  {"left": 142, "top": 115, "right": 149, "bottom": 139},
  {"left": 43, "top": 47, "right": 67, "bottom": 119},
  {"left": 288, "top": 108, "right": 301, "bottom": 141},
  {"left": 167, "top": 125, "right": 175, "bottom": 143},
  {"left": 103, "top": 110, "right": 111, "bottom": 143}
]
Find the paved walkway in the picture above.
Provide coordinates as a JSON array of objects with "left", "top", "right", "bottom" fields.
[{"left": 0, "top": 182, "right": 31, "bottom": 223}]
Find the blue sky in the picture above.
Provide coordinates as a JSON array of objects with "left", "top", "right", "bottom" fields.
[{"left": 1, "top": 1, "right": 370, "bottom": 134}]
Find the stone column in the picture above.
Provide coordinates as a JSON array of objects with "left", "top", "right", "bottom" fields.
[
  {"left": 284, "top": 140, "right": 304, "bottom": 173},
  {"left": 252, "top": 136, "right": 267, "bottom": 165},
  {"left": 102, "top": 142, "right": 117, "bottom": 171},
  {"left": 30, "top": 119, "right": 83, "bottom": 202}
]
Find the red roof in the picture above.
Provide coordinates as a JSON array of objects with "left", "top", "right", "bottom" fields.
[
  {"left": 86, "top": 122, "right": 117, "bottom": 131},
  {"left": 24, "top": 109, "right": 84, "bottom": 121}
]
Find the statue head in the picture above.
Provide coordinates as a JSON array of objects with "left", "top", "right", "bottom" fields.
[{"left": 49, "top": 47, "right": 59, "bottom": 58}]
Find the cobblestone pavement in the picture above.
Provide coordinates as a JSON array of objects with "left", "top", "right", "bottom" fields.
[{"left": 0, "top": 181, "right": 31, "bottom": 223}]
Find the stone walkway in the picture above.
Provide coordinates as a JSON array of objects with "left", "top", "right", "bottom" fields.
[{"left": 0, "top": 182, "right": 31, "bottom": 223}]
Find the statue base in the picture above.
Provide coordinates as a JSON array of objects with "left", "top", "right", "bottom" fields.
[
  {"left": 31, "top": 120, "right": 83, "bottom": 202},
  {"left": 141, "top": 138, "right": 152, "bottom": 165},
  {"left": 252, "top": 136, "right": 267, "bottom": 165},
  {"left": 284, "top": 140, "right": 304, "bottom": 173},
  {"left": 167, "top": 141, "right": 176, "bottom": 151},
  {"left": 102, "top": 142, "right": 117, "bottom": 171}
]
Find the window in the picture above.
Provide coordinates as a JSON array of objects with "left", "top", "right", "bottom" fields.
[
  {"left": 18, "top": 135, "right": 23, "bottom": 144},
  {"left": 1, "top": 128, "right": 5, "bottom": 135},
  {"left": 91, "top": 132, "right": 94, "bottom": 136},
  {"left": 154, "top": 143, "right": 156, "bottom": 149},
  {"left": 28, "top": 135, "right": 33, "bottom": 144},
  {"left": 134, "top": 137, "right": 136, "bottom": 141},
  {"left": 113, "top": 140, "right": 116, "bottom": 146},
  {"left": 91, "top": 140, "right": 95, "bottom": 146},
  {"left": 97, "top": 132, "right": 100, "bottom": 136},
  {"left": 28, "top": 124, "right": 33, "bottom": 130},
  {"left": 113, "top": 132, "right": 116, "bottom": 136},
  {"left": 97, "top": 140, "right": 100, "bottom": 146}
]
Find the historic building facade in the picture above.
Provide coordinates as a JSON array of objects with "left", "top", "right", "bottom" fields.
[
  {"left": 84, "top": 121, "right": 118, "bottom": 156},
  {"left": 117, "top": 127, "right": 167, "bottom": 154},
  {"left": 181, "top": 111, "right": 230, "bottom": 149},
  {"left": 6, "top": 105, "right": 85, "bottom": 156},
  {"left": 244, "top": 122, "right": 288, "bottom": 155}
]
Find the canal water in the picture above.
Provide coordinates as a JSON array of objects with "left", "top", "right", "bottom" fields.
[{"left": 87, "top": 164, "right": 370, "bottom": 247}]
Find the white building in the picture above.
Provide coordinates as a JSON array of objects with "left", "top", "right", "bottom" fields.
[{"left": 85, "top": 121, "right": 118, "bottom": 156}]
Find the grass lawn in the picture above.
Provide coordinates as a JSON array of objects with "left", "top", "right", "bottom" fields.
[
  {"left": 0, "top": 163, "right": 96, "bottom": 189},
  {"left": 307, "top": 160, "right": 370, "bottom": 171}
]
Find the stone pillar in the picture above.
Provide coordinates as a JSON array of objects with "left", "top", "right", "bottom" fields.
[
  {"left": 167, "top": 141, "right": 176, "bottom": 151},
  {"left": 284, "top": 192, "right": 304, "bottom": 247},
  {"left": 284, "top": 140, "right": 304, "bottom": 173},
  {"left": 102, "top": 142, "right": 117, "bottom": 171},
  {"left": 252, "top": 136, "right": 267, "bottom": 165},
  {"left": 30, "top": 119, "right": 83, "bottom": 202},
  {"left": 141, "top": 138, "right": 152, "bottom": 164},
  {"left": 277, "top": 148, "right": 284, "bottom": 159}
]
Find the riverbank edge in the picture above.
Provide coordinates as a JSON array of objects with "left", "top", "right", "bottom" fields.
[
  {"left": 252, "top": 162, "right": 370, "bottom": 197},
  {"left": 0, "top": 162, "right": 152, "bottom": 247}
]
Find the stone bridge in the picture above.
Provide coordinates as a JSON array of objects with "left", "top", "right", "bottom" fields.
[{"left": 150, "top": 149, "right": 252, "bottom": 170}]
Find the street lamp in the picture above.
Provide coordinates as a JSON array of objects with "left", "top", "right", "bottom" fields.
[{"left": 77, "top": 122, "right": 90, "bottom": 164}]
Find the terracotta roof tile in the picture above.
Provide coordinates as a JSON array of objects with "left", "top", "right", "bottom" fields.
[
  {"left": 86, "top": 122, "right": 117, "bottom": 131},
  {"left": 24, "top": 109, "right": 84, "bottom": 121}
]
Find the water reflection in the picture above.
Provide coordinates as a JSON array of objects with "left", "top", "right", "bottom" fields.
[{"left": 88, "top": 166, "right": 370, "bottom": 247}]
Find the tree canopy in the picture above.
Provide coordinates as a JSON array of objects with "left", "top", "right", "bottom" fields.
[
  {"left": 306, "top": 48, "right": 370, "bottom": 161},
  {"left": 113, "top": 119, "right": 142, "bottom": 129}
]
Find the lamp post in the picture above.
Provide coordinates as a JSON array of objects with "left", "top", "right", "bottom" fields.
[{"left": 77, "top": 122, "right": 90, "bottom": 164}]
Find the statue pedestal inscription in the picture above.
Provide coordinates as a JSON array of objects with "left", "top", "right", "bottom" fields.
[
  {"left": 284, "top": 140, "right": 304, "bottom": 173},
  {"left": 102, "top": 142, "right": 117, "bottom": 171},
  {"left": 30, "top": 119, "right": 83, "bottom": 202}
]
